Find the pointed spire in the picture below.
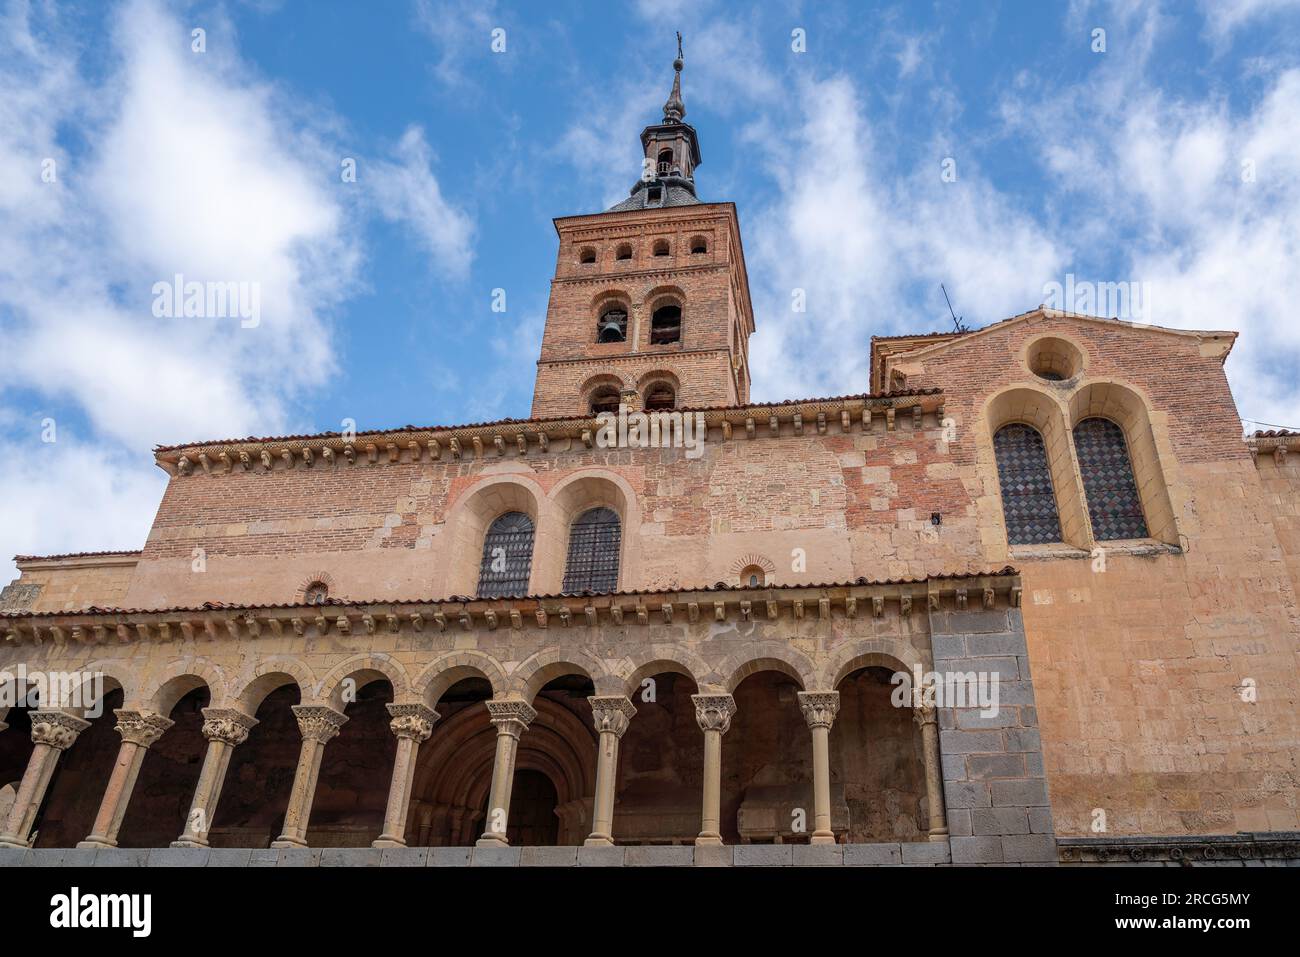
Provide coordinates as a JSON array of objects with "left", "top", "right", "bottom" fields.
[{"left": 662, "top": 31, "right": 686, "bottom": 124}]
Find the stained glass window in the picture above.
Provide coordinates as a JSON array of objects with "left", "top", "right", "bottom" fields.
[
  {"left": 477, "top": 512, "right": 535, "bottom": 598},
  {"left": 562, "top": 507, "right": 621, "bottom": 593},
  {"left": 1073, "top": 417, "right": 1149, "bottom": 541},
  {"left": 993, "top": 424, "right": 1063, "bottom": 545}
]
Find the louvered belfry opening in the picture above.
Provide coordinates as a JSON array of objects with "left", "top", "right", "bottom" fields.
[
  {"left": 1073, "top": 417, "right": 1149, "bottom": 540},
  {"left": 993, "top": 423, "right": 1063, "bottom": 545},
  {"left": 562, "top": 507, "right": 622, "bottom": 593},
  {"left": 477, "top": 511, "right": 535, "bottom": 598}
]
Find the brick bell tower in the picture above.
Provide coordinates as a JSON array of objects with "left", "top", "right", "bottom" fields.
[{"left": 531, "top": 35, "right": 756, "bottom": 419}]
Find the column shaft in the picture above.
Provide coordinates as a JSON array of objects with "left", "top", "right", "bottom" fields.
[
  {"left": 798, "top": 692, "right": 840, "bottom": 845},
  {"left": 0, "top": 711, "right": 91, "bottom": 848},
  {"left": 374, "top": 703, "right": 437, "bottom": 848},
  {"left": 585, "top": 696, "right": 636, "bottom": 846},
  {"left": 80, "top": 710, "right": 173, "bottom": 849},
  {"left": 692, "top": 694, "right": 736, "bottom": 847},
  {"left": 476, "top": 699, "right": 536, "bottom": 846},
  {"left": 917, "top": 703, "right": 949, "bottom": 840},
  {"left": 272, "top": 705, "right": 347, "bottom": 848},
  {"left": 173, "top": 708, "right": 257, "bottom": 847}
]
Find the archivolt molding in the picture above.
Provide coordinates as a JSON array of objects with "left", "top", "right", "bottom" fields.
[
  {"left": 820, "top": 638, "right": 928, "bottom": 691},
  {"left": 513, "top": 647, "right": 609, "bottom": 702},
  {"left": 412, "top": 651, "right": 510, "bottom": 706},
  {"left": 718, "top": 642, "right": 817, "bottom": 693},
  {"left": 232, "top": 656, "right": 317, "bottom": 712},
  {"left": 318, "top": 653, "right": 411, "bottom": 708},
  {"left": 139, "top": 659, "right": 229, "bottom": 713}
]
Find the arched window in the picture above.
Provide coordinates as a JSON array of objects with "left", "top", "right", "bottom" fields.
[
  {"left": 651, "top": 304, "right": 682, "bottom": 344},
  {"left": 1073, "top": 417, "right": 1149, "bottom": 540},
  {"left": 304, "top": 581, "right": 329, "bottom": 605},
  {"left": 739, "top": 564, "right": 767, "bottom": 587},
  {"left": 615, "top": 243, "right": 633, "bottom": 261},
  {"left": 657, "top": 149, "right": 673, "bottom": 175},
  {"left": 690, "top": 236, "right": 708, "bottom": 254},
  {"left": 477, "top": 511, "right": 535, "bottom": 598},
  {"left": 993, "top": 424, "right": 1062, "bottom": 545},
  {"left": 578, "top": 247, "right": 596, "bottom": 265},
  {"left": 589, "top": 386, "right": 621, "bottom": 415},
  {"left": 562, "top": 507, "right": 621, "bottom": 593},
  {"left": 643, "top": 382, "right": 676, "bottom": 410},
  {"left": 652, "top": 239, "right": 670, "bottom": 257},
  {"left": 596, "top": 307, "right": 627, "bottom": 343}
]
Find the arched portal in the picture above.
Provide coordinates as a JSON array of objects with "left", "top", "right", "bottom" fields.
[
  {"left": 32, "top": 687, "right": 124, "bottom": 847},
  {"left": 721, "top": 671, "right": 811, "bottom": 844},
  {"left": 117, "top": 685, "right": 210, "bottom": 847},
  {"left": 612, "top": 670, "right": 701, "bottom": 844},
  {"left": 306, "top": 679, "right": 395, "bottom": 847},
  {"left": 208, "top": 684, "right": 301, "bottom": 847},
  {"left": 832, "top": 666, "right": 927, "bottom": 842}
]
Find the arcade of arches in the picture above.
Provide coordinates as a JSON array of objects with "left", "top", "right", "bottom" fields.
[{"left": 0, "top": 664, "right": 946, "bottom": 850}]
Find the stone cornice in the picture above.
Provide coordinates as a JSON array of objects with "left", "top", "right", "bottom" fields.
[
  {"left": 0, "top": 570, "right": 1022, "bottom": 647},
  {"left": 150, "top": 390, "right": 945, "bottom": 479},
  {"left": 1246, "top": 431, "right": 1300, "bottom": 466}
]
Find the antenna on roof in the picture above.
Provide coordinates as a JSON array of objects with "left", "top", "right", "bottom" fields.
[{"left": 941, "top": 283, "right": 968, "bottom": 333}]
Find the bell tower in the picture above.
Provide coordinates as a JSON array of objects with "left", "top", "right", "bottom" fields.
[{"left": 530, "top": 35, "right": 756, "bottom": 419}]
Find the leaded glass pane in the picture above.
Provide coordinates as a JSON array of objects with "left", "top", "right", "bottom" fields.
[
  {"left": 1073, "top": 417, "right": 1149, "bottom": 541},
  {"left": 477, "top": 511, "right": 535, "bottom": 598},
  {"left": 562, "top": 507, "right": 621, "bottom": 593},
  {"left": 993, "top": 424, "right": 1063, "bottom": 545}
]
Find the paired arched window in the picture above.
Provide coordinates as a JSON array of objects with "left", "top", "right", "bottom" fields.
[
  {"left": 643, "top": 382, "right": 676, "bottom": 410},
  {"left": 596, "top": 306, "right": 627, "bottom": 343},
  {"left": 1073, "top": 418, "right": 1149, "bottom": 540},
  {"left": 562, "top": 507, "right": 621, "bottom": 593},
  {"left": 993, "top": 424, "right": 1063, "bottom": 545},
  {"left": 477, "top": 512, "right": 535, "bottom": 598},
  {"left": 589, "top": 386, "right": 621, "bottom": 415},
  {"left": 651, "top": 304, "right": 682, "bottom": 344}
]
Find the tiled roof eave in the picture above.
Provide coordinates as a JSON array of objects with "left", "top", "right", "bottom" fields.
[{"left": 0, "top": 568, "right": 1021, "bottom": 635}]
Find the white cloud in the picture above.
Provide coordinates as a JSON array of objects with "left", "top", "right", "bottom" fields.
[
  {"left": 1198, "top": 0, "right": 1300, "bottom": 38},
  {"left": 0, "top": 0, "right": 474, "bottom": 573},
  {"left": 370, "top": 126, "right": 475, "bottom": 279}
]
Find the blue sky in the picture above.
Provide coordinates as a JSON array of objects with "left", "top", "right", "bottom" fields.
[{"left": 3, "top": 0, "right": 1300, "bottom": 577}]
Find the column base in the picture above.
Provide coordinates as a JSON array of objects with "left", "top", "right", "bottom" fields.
[
  {"left": 928, "top": 829, "right": 950, "bottom": 842},
  {"left": 475, "top": 835, "right": 508, "bottom": 848},
  {"left": 270, "top": 837, "right": 307, "bottom": 849},
  {"left": 583, "top": 834, "right": 613, "bottom": 847},
  {"left": 170, "top": 838, "right": 209, "bottom": 849},
  {"left": 76, "top": 838, "right": 117, "bottom": 849},
  {"left": 810, "top": 832, "right": 837, "bottom": 845},
  {"left": 0, "top": 838, "right": 30, "bottom": 849},
  {"left": 694, "top": 833, "right": 723, "bottom": 847},
  {"left": 371, "top": 836, "right": 406, "bottom": 849}
]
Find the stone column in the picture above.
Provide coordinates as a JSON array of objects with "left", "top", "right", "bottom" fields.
[
  {"left": 584, "top": 696, "right": 636, "bottom": 846},
  {"left": 476, "top": 699, "right": 536, "bottom": 846},
  {"left": 797, "top": 691, "right": 840, "bottom": 845},
  {"left": 0, "top": 711, "right": 92, "bottom": 848},
  {"left": 271, "top": 705, "right": 348, "bottom": 848},
  {"left": 692, "top": 694, "right": 736, "bottom": 847},
  {"left": 172, "top": 708, "right": 258, "bottom": 847},
  {"left": 373, "top": 703, "right": 438, "bottom": 848},
  {"left": 78, "top": 710, "right": 174, "bottom": 849},
  {"left": 914, "top": 696, "right": 949, "bottom": 841}
]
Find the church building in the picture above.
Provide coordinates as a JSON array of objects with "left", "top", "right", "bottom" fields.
[{"left": 1, "top": 47, "right": 1297, "bottom": 868}]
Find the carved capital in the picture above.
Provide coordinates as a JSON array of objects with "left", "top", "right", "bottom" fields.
[
  {"left": 692, "top": 694, "right": 737, "bottom": 734},
  {"left": 291, "top": 705, "right": 348, "bottom": 743},
  {"left": 29, "top": 710, "right": 92, "bottom": 750},
  {"left": 589, "top": 696, "right": 637, "bottom": 738},
  {"left": 912, "top": 683, "right": 938, "bottom": 727},
  {"left": 485, "top": 699, "right": 536, "bottom": 737},
  {"left": 797, "top": 691, "right": 840, "bottom": 730},
  {"left": 201, "top": 708, "right": 259, "bottom": 746},
  {"left": 114, "top": 709, "right": 174, "bottom": 748},
  {"left": 386, "top": 703, "right": 438, "bottom": 742}
]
